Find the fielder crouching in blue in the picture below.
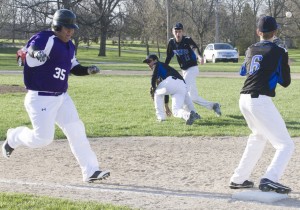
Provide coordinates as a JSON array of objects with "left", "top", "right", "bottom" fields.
[
  {"left": 143, "top": 54, "right": 200, "bottom": 125},
  {"left": 229, "top": 16, "right": 294, "bottom": 194},
  {"left": 1, "top": 9, "right": 110, "bottom": 183}
]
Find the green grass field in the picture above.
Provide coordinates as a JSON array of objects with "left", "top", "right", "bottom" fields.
[
  {"left": 0, "top": 192, "right": 132, "bottom": 210},
  {"left": 1, "top": 74, "right": 300, "bottom": 139}
]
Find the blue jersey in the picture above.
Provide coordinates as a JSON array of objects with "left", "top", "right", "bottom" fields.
[
  {"left": 24, "top": 30, "right": 79, "bottom": 92},
  {"left": 151, "top": 61, "right": 184, "bottom": 89}
]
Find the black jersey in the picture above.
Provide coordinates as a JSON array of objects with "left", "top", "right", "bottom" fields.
[
  {"left": 165, "top": 36, "right": 201, "bottom": 70},
  {"left": 151, "top": 61, "right": 184, "bottom": 89},
  {"left": 240, "top": 41, "right": 290, "bottom": 97}
]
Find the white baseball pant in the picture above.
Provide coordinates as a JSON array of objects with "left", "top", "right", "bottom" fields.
[
  {"left": 230, "top": 94, "right": 294, "bottom": 184},
  {"left": 7, "top": 90, "right": 100, "bottom": 182},
  {"left": 182, "top": 65, "right": 215, "bottom": 110},
  {"left": 154, "top": 76, "right": 195, "bottom": 121}
]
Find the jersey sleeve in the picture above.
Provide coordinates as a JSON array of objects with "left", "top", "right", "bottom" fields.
[
  {"left": 187, "top": 37, "right": 202, "bottom": 57},
  {"left": 70, "top": 64, "right": 89, "bottom": 76},
  {"left": 71, "top": 52, "right": 80, "bottom": 69},
  {"left": 278, "top": 52, "right": 291, "bottom": 87},
  {"left": 151, "top": 64, "right": 159, "bottom": 89},
  {"left": 25, "top": 33, "right": 55, "bottom": 68},
  {"left": 165, "top": 39, "right": 174, "bottom": 64}
]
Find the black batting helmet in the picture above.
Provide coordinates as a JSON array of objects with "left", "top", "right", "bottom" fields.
[{"left": 52, "top": 9, "right": 79, "bottom": 30}]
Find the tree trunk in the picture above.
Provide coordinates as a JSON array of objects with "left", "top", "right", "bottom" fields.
[
  {"left": 99, "top": 29, "right": 107, "bottom": 56},
  {"left": 73, "top": 36, "right": 79, "bottom": 55},
  {"left": 156, "top": 36, "right": 160, "bottom": 58},
  {"left": 118, "top": 32, "right": 121, "bottom": 57},
  {"left": 145, "top": 37, "right": 149, "bottom": 55}
]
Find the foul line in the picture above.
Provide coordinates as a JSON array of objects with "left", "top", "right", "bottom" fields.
[{"left": 0, "top": 178, "right": 231, "bottom": 200}]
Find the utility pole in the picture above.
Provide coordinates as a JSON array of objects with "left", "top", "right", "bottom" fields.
[
  {"left": 166, "top": 0, "right": 170, "bottom": 44},
  {"left": 215, "top": 0, "right": 221, "bottom": 43}
]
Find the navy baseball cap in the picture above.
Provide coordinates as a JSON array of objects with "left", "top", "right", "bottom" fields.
[
  {"left": 258, "top": 16, "right": 277, "bottom": 32},
  {"left": 143, "top": 54, "right": 159, "bottom": 63},
  {"left": 173, "top": 22, "right": 183, "bottom": 30}
]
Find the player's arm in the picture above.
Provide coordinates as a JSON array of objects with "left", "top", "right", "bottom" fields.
[
  {"left": 239, "top": 48, "right": 250, "bottom": 76},
  {"left": 278, "top": 52, "right": 291, "bottom": 87},
  {"left": 27, "top": 44, "right": 49, "bottom": 62},
  {"left": 164, "top": 96, "right": 172, "bottom": 116},
  {"left": 150, "top": 67, "right": 158, "bottom": 100},
  {"left": 188, "top": 37, "right": 204, "bottom": 64},
  {"left": 70, "top": 64, "right": 89, "bottom": 75},
  {"left": 70, "top": 54, "right": 99, "bottom": 76},
  {"left": 71, "top": 65, "right": 100, "bottom": 76},
  {"left": 165, "top": 40, "right": 174, "bottom": 65},
  {"left": 27, "top": 45, "right": 40, "bottom": 57},
  {"left": 151, "top": 63, "right": 160, "bottom": 89}
]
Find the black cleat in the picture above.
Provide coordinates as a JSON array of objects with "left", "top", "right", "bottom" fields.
[
  {"left": 191, "top": 111, "right": 201, "bottom": 120},
  {"left": 259, "top": 178, "right": 291, "bottom": 194},
  {"left": 186, "top": 111, "right": 198, "bottom": 125},
  {"left": 2, "top": 140, "right": 14, "bottom": 159},
  {"left": 213, "top": 103, "right": 221, "bottom": 117},
  {"left": 229, "top": 180, "right": 254, "bottom": 189},
  {"left": 87, "top": 170, "right": 110, "bottom": 183}
]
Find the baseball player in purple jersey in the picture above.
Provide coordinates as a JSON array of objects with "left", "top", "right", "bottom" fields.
[
  {"left": 2, "top": 9, "right": 110, "bottom": 182},
  {"left": 144, "top": 54, "right": 200, "bottom": 125},
  {"left": 165, "top": 23, "right": 221, "bottom": 117},
  {"left": 229, "top": 16, "right": 294, "bottom": 194}
]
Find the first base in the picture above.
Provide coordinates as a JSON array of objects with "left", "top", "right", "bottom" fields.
[{"left": 232, "top": 190, "right": 289, "bottom": 203}]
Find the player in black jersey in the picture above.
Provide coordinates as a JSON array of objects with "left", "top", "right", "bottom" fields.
[
  {"left": 165, "top": 23, "right": 221, "bottom": 117},
  {"left": 229, "top": 16, "right": 294, "bottom": 194},
  {"left": 143, "top": 54, "right": 200, "bottom": 125}
]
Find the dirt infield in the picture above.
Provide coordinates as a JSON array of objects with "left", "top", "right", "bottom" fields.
[
  {"left": 1, "top": 136, "right": 300, "bottom": 209},
  {"left": 0, "top": 84, "right": 26, "bottom": 94}
]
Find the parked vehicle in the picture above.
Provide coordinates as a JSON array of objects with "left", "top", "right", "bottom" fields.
[
  {"left": 16, "top": 46, "right": 26, "bottom": 66},
  {"left": 203, "top": 43, "right": 239, "bottom": 63}
]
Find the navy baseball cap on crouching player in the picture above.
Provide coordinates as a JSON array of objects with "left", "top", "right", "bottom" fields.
[
  {"left": 143, "top": 54, "right": 159, "bottom": 63},
  {"left": 173, "top": 22, "right": 183, "bottom": 30},
  {"left": 258, "top": 16, "right": 277, "bottom": 32}
]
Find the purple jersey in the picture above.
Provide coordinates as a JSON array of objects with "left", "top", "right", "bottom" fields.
[{"left": 24, "top": 30, "right": 79, "bottom": 92}]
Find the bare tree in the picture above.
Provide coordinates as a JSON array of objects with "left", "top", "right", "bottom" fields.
[
  {"left": 223, "top": 0, "right": 248, "bottom": 46},
  {"left": 171, "top": 0, "right": 216, "bottom": 50},
  {"left": 84, "top": 0, "right": 122, "bottom": 56},
  {"left": 129, "top": 0, "right": 156, "bottom": 55},
  {"left": 1, "top": 0, "right": 300, "bottom": 51},
  {"left": 248, "top": 0, "right": 264, "bottom": 42}
]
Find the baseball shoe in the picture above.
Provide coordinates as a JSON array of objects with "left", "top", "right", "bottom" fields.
[
  {"left": 191, "top": 111, "right": 201, "bottom": 120},
  {"left": 87, "top": 170, "right": 110, "bottom": 183},
  {"left": 259, "top": 178, "right": 291, "bottom": 194},
  {"left": 186, "top": 111, "right": 196, "bottom": 125},
  {"left": 229, "top": 180, "right": 254, "bottom": 189},
  {"left": 2, "top": 129, "right": 14, "bottom": 159},
  {"left": 213, "top": 103, "right": 221, "bottom": 117}
]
